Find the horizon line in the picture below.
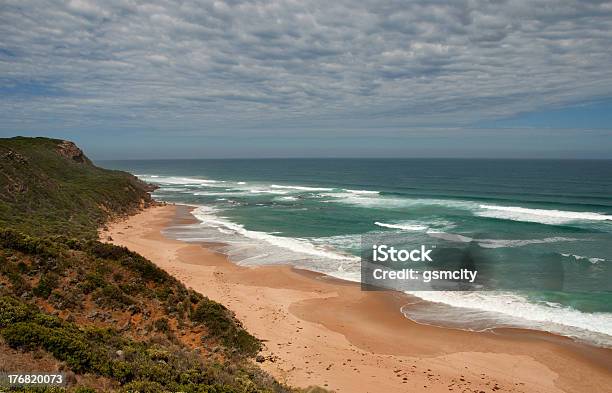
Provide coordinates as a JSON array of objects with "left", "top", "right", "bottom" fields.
[{"left": 95, "top": 156, "right": 612, "bottom": 161}]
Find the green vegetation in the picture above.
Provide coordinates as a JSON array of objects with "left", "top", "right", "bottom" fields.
[
  {"left": 0, "top": 137, "right": 154, "bottom": 239},
  {"left": 0, "top": 137, "right": 327, "bottom": 393},
  {"left": 0, "top": 228, "right": 278, "bottom": 392},
  {"left": 0, "top": 296, "right": 271, "bottom": 392}
]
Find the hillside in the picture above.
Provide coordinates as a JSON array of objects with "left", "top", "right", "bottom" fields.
[
  {"left": 0, "top": 137, "right": 155, "bottom": 239},
  {"left": 0, "top": 137, "right": 323, "bottom": 392}
]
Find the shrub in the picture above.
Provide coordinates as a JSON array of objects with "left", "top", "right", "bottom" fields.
[
  {"left": 33, "top": 272, "right": 59, "bottom": 298},
  {"left": 112, "top": 361, "right": 134, "bottom": 384},
  {"left": 191, "top": 299, "right": 261, "bottom": 356},
  {"left": 6, "top": 269, "right": 31, "bottom": 295},
  {"left": 0, "top": 296, "right": 33, "bottom": 327},
  {"left": 2, "top": 321, "right": 111, "bottom": 373},
  {"left": 92, "top": 284, "right": 134, "bottom": 308},
  {"left": 86, "top": 241, "right": 169, "bottom": 284},
  {"left": 0, "top": 229, "right": 62, "bottom": 258},
  {"left": 74, "top": 387, "right": 97, "bottom": 393},
  {"left": 153, "top": 318, "right": 170, "bottom": 333},
  {"left": 120, "top": 380, "right": 165, "bottom": 393}
]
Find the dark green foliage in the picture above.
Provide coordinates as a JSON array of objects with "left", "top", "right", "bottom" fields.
[
  {"left": 74, "top": 388, "right": 98, "bottom": 393},
  {"left": 0, "top": 137, "right": 154, "bottom": 239},
  {"left": 192, "top": 299, "right": 261, "bottom": 356},
  {"left": 92, "top": 284, "right": 135, "bottom": 308},
  {"left": 87, "top": 242, "right": 170, "bottom": 283},
  {"left": 33, "top": 273, "right": 59, "bottom": 298},
  {"left": 0, "top": 228, "right": 260, "bottom": 357},
  {"left": 0, "top": 230, "right": 276, "bottom": 391},
  {"left": 3, "top": 321, "right": 110, "bottom": 373},
  {"left": 49, "top": 287, "right": 84, "bottom": 310},
  {"left": 0, "top": 296, "right": 291, "bottom": 392},
  {"left": 0, "top": 228, "right": 63, "bottom": 258},
  {"left": 81, "top": 272, "right": 106, "bottom": 294},
  {"left": 120, "top": 381, "right": 165, "bottom": 393},
  {"left": 0, "top": 295, "right": 34, "bottom": 327},
  {"left": 192, "top": 299, "right": 233, "bottom": 334},
  {"left": 153, "top": 317, "right": 170, "bottom": 333},
  {"left": 4, "top": 267, "right": 31, "bottom": 295}
]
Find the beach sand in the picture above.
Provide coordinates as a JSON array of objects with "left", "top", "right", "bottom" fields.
[{"left": 101, "top": 204, "right": 612, "bottom": 393}]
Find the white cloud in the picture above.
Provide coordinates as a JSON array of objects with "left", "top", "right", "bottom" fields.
[{"left": 0, "top": 0, "right": 611, "bottom": 133}]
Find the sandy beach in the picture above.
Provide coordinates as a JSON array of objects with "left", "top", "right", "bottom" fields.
[{"left": 101, "top": 204, "right": 612, "bottom": 393}]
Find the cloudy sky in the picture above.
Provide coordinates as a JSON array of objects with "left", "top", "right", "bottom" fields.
[{"left": 1, "top": 0, "right": 611, "bottom": 158}]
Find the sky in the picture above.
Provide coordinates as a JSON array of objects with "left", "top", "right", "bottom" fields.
[{"left": 1, "top": 0, "right": 612, "bottom": 159}]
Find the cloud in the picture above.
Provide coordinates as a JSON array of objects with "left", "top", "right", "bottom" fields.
[{"left": 1, "top": 0, "right": 612, "bottom": 134}]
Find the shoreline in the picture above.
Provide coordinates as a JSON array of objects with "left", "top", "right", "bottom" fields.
[{"left": 102, "top": 204, "right": 612, "bottom": 393}]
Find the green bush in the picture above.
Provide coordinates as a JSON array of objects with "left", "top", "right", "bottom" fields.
[
  {"left": 191, "top": 299, "right": 261, "bottom": 356},
  {"left": 5, "top": 269, "right": 31, "bottom": 295},
  {"left": 120, "top": 380, "right": 165, "bottom": 393},
  {"left": 192, "top": 299, "right": 232, "bottom": 335},
  {"left": 33, "top": 272, "right": 59, "bottom": 298},
  {"left": 112, "top": 361, "right": 134, "bottom": 384},
  {"left": 153, "top": 318, "right": 170, "bottom": 333},
  {"left": 2, "top": 321, "right": 111, "bottom": 373},
  {"left": 0, "top": 296, "right": 33, "bottom": 327},
  {"left": 86, "top": 242, "right": 169, "bottom": 284},
  {"left": 0, "top": 229, "right": 62, "bottom": 258},
  {"left": 93, "top": 284, "right": 134, "bottom": 308},
  {"left": 73, "top": 387, "right": 97, "bottom": 393}
]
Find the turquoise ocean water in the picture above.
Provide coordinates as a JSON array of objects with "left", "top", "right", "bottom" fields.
[{"left": 101, "top": 159, "right": 612, "bottom": 347}]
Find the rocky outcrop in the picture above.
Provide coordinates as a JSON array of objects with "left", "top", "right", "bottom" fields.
[
  {"left": 56, "top": 140, "right": 92, "bottom": 164},
  {"left": 1, "top": 149, "right": 28, "bottom": 164}
]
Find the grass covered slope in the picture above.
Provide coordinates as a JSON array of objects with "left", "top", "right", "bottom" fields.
[
  {"left": 0, "top": 137, "right": 322, "bottom": 392},
  {"left": 0, "top": 229, "right": 288, "bottom": 392},
  {"left": 0, "top": 137, "right": 155, "bottom": 238}
]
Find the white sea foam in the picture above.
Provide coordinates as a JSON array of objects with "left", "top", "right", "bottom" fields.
[
  {"left": 343, "top": 189, "right": 380, "bottom": 195},
  {"left": 140, "top": 175, "right": 221, "bottom": 186},
  {"left": 324, "top": 193, "right": 478, "bottom": 210},
  {"left": 154, "top": 187, "right": 189, "bottom": 192},
  {"left": 150, "top": 171, "right": 612, "bottom": 348},
  {"left": 191, "top": 206, "right": 358, "bottom": 263},
  {"left": 476, "top": 236, "right": 579, "bottom": 248},
  {"left": 326, "top": 193, "right": 612, "bottom": 227},
  {"left": 163, "top": 203, "right": 612, "bottom": 348},
  {"left": 192, "top": 190, "right": 249, "bottom": 196},
  {"left": 426, "top": 231, "right": 473, "bottom": 243},
  {"left": 270, "top": 184, "right": 334, "bottom": 192},
  {"left": 375, "top": 221, "right": 428, "bottom": 231},
  {"left": 561, "top": 253, "right": 605, "bottom": 264},
  {"left": 477, "top": 204, "right": 612, "bottom": 225},
  {"left": 406, "top": 291, "right": 612, "bottom": 347},
  {"left": 311, "top": 233, "right": 363, "bottom": 250},
  {"left": 249, "top": 188, "right": 290, "bottom": 195},
  {"left": 426, "top": 231, "right": 579, "bottom": 248}
]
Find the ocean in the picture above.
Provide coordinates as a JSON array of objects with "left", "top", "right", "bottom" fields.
[{"left": 101, "top": 158, "right": 612, "bottom": 347}]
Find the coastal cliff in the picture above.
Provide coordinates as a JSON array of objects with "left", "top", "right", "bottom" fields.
[
  {"left": 0, "top": 137, "right": 156, "bottom": 239},
  {"left": 0, "top": 137, "right": 319, "bottom": 393}
]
